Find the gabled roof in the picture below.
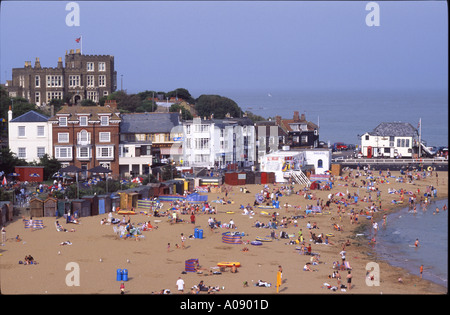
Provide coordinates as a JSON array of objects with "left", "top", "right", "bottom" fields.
[
  {"left": 368, "top": 122, "right": 418, "bottom": 137},
  {"left": 10, "top": 110, "right": 49, "bottom": 123},
  {"left": 120, "top": 112, "right": 180, "bottom": 134}
]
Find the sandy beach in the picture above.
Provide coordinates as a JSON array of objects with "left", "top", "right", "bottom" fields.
[{"left": 0, "top": 169, "right": 447, "bottom": 295}]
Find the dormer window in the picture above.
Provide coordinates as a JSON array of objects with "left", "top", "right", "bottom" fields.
[
  {"left": 100, "top": 115, "right": 109, "bottom": 126},
  {"left": 79, "top": 116, "right": 88, "bottom": 126},
  {"left": 59, "top": 117, "right": 67, "bottom": 127}
]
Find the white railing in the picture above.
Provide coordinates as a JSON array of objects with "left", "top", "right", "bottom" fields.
[{"left": 332, "top": 158, "right": 448, "bottom": 164}]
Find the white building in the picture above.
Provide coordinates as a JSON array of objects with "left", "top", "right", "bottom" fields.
[
  {"left": 8, "top": 108, "right": 53, "bottom": 162},
  {"left": 182, "top": 117, "right": 256, "bottom": 169},
  {"left": 360, "top": 122, "right": 419, "bottom": 158},
  {"left": 260, "top": 148, "right": 331, "bottom": 182}
]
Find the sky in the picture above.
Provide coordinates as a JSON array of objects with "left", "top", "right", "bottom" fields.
[{"left": 0, "top": 0, "right": 448, "bottom": 97}]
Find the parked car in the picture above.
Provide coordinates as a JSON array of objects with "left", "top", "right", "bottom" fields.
[{"left": 332, "top": 142, "right": 348, "bottom": 151}]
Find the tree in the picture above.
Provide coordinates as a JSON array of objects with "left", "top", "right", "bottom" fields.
[
  {"left": 169, "top": 103, "right": 193, "bottom": 120},
  {"left": 166, "top": 88, "right": 195, "bottom": 104},
  {"left": 36, "top": 154, "right": 61, "bottom": 181},
  {"left": 195, "top": 95, "right": 243, "bottom": 119},
  {"left": 0, "top": 147, "right": 28, "bottom": 175}
]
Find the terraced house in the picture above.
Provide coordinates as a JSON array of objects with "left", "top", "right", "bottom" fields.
[{"left": 48, "top": 101, "right": 121, "bottom": 177}]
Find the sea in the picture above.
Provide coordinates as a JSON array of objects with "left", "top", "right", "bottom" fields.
[
  {"left": 374, "top": 198, "right": 448, "bottom": 288},
  {"left": 210, "top": 88, "right": 448, "bottom": 148}
]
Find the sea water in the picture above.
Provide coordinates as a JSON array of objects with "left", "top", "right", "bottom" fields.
[
  {"left": 373, "top": 199, "right": 448, "bottom": 287},
  {"left": 217, "top": 89, "right": 448, "bottom": 147}
]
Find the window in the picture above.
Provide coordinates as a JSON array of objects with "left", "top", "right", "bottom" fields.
[
  {"left": 100, "top": 116, "right": 109, "bottom": 126},
  {"left": 77, "top": 130, "right": 90, "bottom": 144},
  {"left": 18, "top": 147, "right": 26, "bottom": 158},
  {"left": 35, "top": 92, "right": 40, "bottom": 104},
  {"left": 194, "top": 124, "right": 209, "bottom": 133},
  {"left": 99, "top": 132, "right": 111, "bottom": 142},
  {"left": 59, "top": 117, "right": 67, "bottom": 127},
  {"left": 98, "top": 75, "right": 106, "bottom": 87},
  {"left": 35, "top": 75, "right": 40, "bottom": 87},
  {"left": 98, "top": 62, "right": 106, "bottom": 71},
  {"left": 58, "top": 132, "right": 69, "bottom": 143},
  {"left": 37, "top": 147, "right": 45, "bottom": 158},
  {"left": 186, "top": 125, "right": 191, "bottom": 135},
  {"left": 19, "top": 75, "right": 25, "bottom": 87},
  {"left": 97, "top": 146, "right": 114, "bottom": 158},
  {"left": 141, "top": 145, "right": 151, "bottom": 156},
  {"left": 301, "top": 135, "right": 308, "bottom": 144},
  {"left": 46, "top": 75, "right": 63, "bottom": 87},
  {"left": 194, "top": 138, "right": 210, "bottom": 149},
  {"left": 318, "top": 159, "right": 323, "bottom": 168},
  {"left": 87, "top": 62, "right": 94, "bottom": 71},
  {"left": 18, "top": 126, "right": 25, "bottom": 137},
  {"left": 69, "top": 75, "right": 80, "bottom": 87},
  {"left": 87, "top": 75, "right": 95, "bottom": 87},
  {"left": 87, "top": 91, "right": 98, "bottom": 102},
  {"left": 79, "top": 116, "right": 88, "bottom": 126},
  {"left": 37, "top": 126, "right": 45, "bottom": 137},
  {"left": 47, "top": 91, "right": 63, "bottom": 102},
  {"left": 77, "top": 147, "right": 91, "bottom": 159},
  {"left": 55, "top": 147, "right": 72, "bottom": 159},
  {"left": 365, "top": 135, "right": 369, "bottom": 140}
]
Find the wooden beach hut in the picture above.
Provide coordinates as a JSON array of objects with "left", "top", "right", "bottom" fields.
[
  {"left": 83, "top": 195, "right": 99, "bottom": 216},
  {"left": 97, "top": 194, "right": 112, "bottom": 214},
  {"left": 44, "top": 197, "right": 58, "bottom": 217},
  {"left": 29, "top": 198, "right": 44, "bottom": 217},
  {"left": 72, "top": 199, "right": 91, "bottom": 217}
]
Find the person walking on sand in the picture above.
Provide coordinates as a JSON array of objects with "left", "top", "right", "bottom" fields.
[
  {"left": 346, "top": 271, "right": 352, "bottom": 291},
  {"left": 120, "top": 282, "right": 125, "bottom": 295},
  {"left": 181, "top": 233, "right": 186, "bottom": 249},
  {"left": 276, "top": 265, "right": 283, "bottom": 293},
  {"left": 1, "top": 226, "right": 6, "bottom": 244},
  {"left": 420, "top": 264, "right": 424, "bottom": 278},
  {"left": 176, "top": 277, "right": 185, "bottom": 293}
]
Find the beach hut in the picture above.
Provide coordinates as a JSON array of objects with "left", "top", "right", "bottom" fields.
[
  {"left": 43, "top": 197, "right": 58, "bottom": 217},
  {"left": 29, "top": 198, "right": 44, "bottom": 217},
  {"left": 185, "top": 258, "right": 199, "bottom": 272},
  {"left": 72, "top": 199, "right": 91, "bottom": 217},
  {"left": 110, "top": 193, "right": 120, "bottom": 212},
  {"left": 83, "top": 195, "right": 99, "bottom": 216},
  {"left": 0, "top": 201, "right": 13, "bottom": 222},
  {"left": 57, "top": 199, "right": 71, "bottom": 217},
  {"left": 97, "top": 194, "right": 112, "bottom": 214},
  {"left": 222, "top": 232, "right": 243, "bottom": 244},
  {"left": 119, "top": 192, "right": 140, "bottom": 210}
]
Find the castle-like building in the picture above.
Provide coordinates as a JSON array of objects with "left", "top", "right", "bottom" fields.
[{"left": 5, "top": 49, "right": 117, "bottom": 106}]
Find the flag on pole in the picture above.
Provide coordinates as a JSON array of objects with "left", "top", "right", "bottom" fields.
[
  {"left": 75, "top": 37, "right": 81, "bottom": 43},
  {"left": 417, "top": 118, "right": 421, "bottom": 129}
]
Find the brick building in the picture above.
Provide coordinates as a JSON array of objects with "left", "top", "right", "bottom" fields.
[
  {"left": 6, "top": 49, "right": 117, "bottom": 106},
  {"left": 48, "top": 101, "right": 121, "bottom": 178}
]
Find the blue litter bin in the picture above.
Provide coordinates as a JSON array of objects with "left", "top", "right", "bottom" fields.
[
  {"left": 116, "top": 269, "right": 122, "bottom": 281},
  {"left": 122, "top": 269, "right": 128, "bottom": 281},
  {"left": 199, "top": 229, "right": 203, "bottom": 239},
  {"left": 194, "top": 228, "right": 199, "bottom": 238}
]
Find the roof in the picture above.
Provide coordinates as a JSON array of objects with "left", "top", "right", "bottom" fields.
[
  {"left": 368, "top": 122, "right": 418, "bottom": 137},
  {"left": 48, "top": 105, "right": 121, "bottom": 122},
  {"left": 10, "top": 110, "right": 49, "bottom": 123},
  {"left": 120, "top": 112, "right": 181, "bottom": 134}
]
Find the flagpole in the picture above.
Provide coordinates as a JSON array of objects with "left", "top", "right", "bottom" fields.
[
  {"left": 418, "top": 118, "right": 422, "bottom": 158},
  {"left": 80, "top": 35, "right": 83, "bottom": 55}
]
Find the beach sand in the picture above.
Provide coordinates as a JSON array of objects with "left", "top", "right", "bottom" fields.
[{"left": 0, "top": 169, "right": 447, "bottom": 295}]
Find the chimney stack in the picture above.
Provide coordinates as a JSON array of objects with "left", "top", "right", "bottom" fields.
[
  {"left": 34, "top": 57, "right": 41, "bottom": 69},
  {"left": 293, "top": 111, "right": 300, "bottom": 122}
]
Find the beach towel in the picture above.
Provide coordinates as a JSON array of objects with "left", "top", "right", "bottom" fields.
[
  {"left": 344, "top": 261, "right": 352, "bottom": 270},
  {"left": 24, "top": 220, "right": 44, "bottom": 229}
]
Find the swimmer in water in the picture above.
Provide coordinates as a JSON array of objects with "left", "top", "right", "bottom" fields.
[{"left": 414, "top": 238, "right": 420, "bottom": 248}]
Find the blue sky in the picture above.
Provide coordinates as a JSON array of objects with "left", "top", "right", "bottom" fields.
[{"left": 1, "top": 1, "right": 448, "bottom": 96}]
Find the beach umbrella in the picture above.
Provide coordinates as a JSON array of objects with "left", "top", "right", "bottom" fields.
[
  {"left": 88, "top": 165, "right": 112, "bottom": 174},
  {"left": 8, "top": 172, "right": 20, "bottom": 177},
  {"left": 30, "top": 173, "right": 40, "bottom": 177},
  {"left": 335, "top": 192, "right": 345, "bottom": 197},
  {"left": 2, "top": 176, "right": 7, "bottom": 185}
]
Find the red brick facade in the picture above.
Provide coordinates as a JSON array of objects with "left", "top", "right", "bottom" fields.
[{"left": 49, "top": 103, "right": 121, "bottom": 178}]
